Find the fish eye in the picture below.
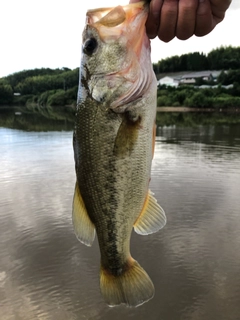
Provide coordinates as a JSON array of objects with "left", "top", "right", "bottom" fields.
[{"left": 83, "top": 38, "right": 98, "bottom": 55}]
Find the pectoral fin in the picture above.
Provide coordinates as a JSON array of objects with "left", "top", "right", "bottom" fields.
[
  {"left": 72, "top": 182, "right": 95, "bottom": 246},
  {"left": 134, "top": 190, "right": 166, "bottom": 235}
]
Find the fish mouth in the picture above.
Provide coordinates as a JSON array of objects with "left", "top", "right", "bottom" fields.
[{"left": 86, "top": 1, "right": 148, "bottom": 26}]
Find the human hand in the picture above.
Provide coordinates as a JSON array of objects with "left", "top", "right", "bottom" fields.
[{"left": 129, "top": 0, "right": 232, "bottom": 42}]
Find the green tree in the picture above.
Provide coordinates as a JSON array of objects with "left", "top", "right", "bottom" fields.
[
  {"left": 0, "top": 84, "right": 13, "bottom": 104},
  {"left": 208, "top": 46, "right": 240, "bottom": 70},
  {"left": 184, "top": 92, "right": 211, "bottom": 108}
]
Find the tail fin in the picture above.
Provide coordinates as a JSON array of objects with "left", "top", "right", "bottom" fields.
[{"left": 100, "top": 258, "right": 154, "bottom": 307}]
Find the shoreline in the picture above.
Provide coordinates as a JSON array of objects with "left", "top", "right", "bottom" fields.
[
  {"left": 1, "top": 105, "right": 240, "bottom": 113},
  {"left": 157, "top": 107, "right": 240, "bottom": 113}
]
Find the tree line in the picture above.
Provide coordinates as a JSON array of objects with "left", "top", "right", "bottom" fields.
[
  {"left": 153, "top": 46, "right": 240, "bottom": 74},
  {"left": 0, "top": 67, "right": 79, "bottom": 106}
]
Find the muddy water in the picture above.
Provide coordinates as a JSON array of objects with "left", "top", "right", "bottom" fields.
[{"left": 0, "top": 123, "right": 240, "bottom": 320}]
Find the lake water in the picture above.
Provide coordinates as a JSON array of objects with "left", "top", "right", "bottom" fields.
[{"left": 1, "top": 111, "right": 240, "bottom": 320}]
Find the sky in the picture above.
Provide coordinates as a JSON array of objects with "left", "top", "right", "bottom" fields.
[{"left": 0, "top": 0, "right": 239, "bottom": 77}]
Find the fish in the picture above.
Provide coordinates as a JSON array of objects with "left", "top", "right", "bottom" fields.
[{"left": 72, "top": 1, "right": 166, "bottom": 307}]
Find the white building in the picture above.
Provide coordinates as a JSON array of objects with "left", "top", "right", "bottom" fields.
[{"left": 157, "top": 76, "right": 179, "bottom": 87}]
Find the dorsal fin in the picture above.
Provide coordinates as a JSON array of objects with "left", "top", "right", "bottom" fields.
[
  {"left": 72, "top": 182, "right": 95, "bottom": 246},
  {"left": 134, "top": 190, "right": 166, "bottom": 235}
]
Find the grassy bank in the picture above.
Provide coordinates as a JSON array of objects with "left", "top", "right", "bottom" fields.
[{"left": 156, "top": 111, "right": 240, "bottom": 127}]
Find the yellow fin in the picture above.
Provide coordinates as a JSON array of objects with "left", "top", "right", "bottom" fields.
[
  {"left": 100, "top": 258, "right": 154, "bottom": 307},
  {"left": 72, "top": 182, "right": 95, "bottom": 246},
  {"left": 134, "top": 190, "right": 166, "bottom": 235},
  {"left": 114, "top": 112, "right": 141, "bottom": 157}
]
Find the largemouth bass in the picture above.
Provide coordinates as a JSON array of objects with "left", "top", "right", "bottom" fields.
[{"left": 72, "top": 1, "right": 166, "bottom": 307}]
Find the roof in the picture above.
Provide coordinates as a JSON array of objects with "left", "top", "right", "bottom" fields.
[
  {"left": 157, "top": 70, "right": 223, "bottom": 81},
  {"left": 181, "top": 70, "right": 223, "bottom": 79}
]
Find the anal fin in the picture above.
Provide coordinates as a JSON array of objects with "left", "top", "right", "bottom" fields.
[
  {"left": 72, "top": 182, "right": 95, "bottom": 246},
  {"left": 134, "top": 190, "right": 166, "bottom": 235}
]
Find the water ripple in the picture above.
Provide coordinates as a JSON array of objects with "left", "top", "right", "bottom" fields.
[{"left": 1, "top": 126, "right": 240, "bottom": 320}]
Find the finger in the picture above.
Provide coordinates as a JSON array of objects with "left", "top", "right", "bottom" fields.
[
  {"left": 210, "top": 0, "right": 231, "bottom": 26},
  {"left": 176, "top": 0, "right": 198, "bottom": 40},
  {"left": 210, "top": 0, "right": 232, "bottom": 20},
  {"left": 195, "top": 0, "right": 214, "bottom": 37},
  {"left": 145, "top": 0, "right": 163, "bottom": 39},
  {"left": 158, "top": 0, "right": 178, "bottom": 42}
]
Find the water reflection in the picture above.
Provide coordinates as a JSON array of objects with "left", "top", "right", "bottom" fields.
[
  {"left": 157, "top": 124, "right": 240, "bottom": 148},
  {"left": 1, "top": 106, "right": 240, "bottom": 132},
  {"left": 0, "top": 113, "right": 240, "bottom": 319},
  {"left": 0, "top": 106, "right": 74, "bottom": 131},
  {"left": 151, "top": 127, "right": 240, "bottom": 320}
]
